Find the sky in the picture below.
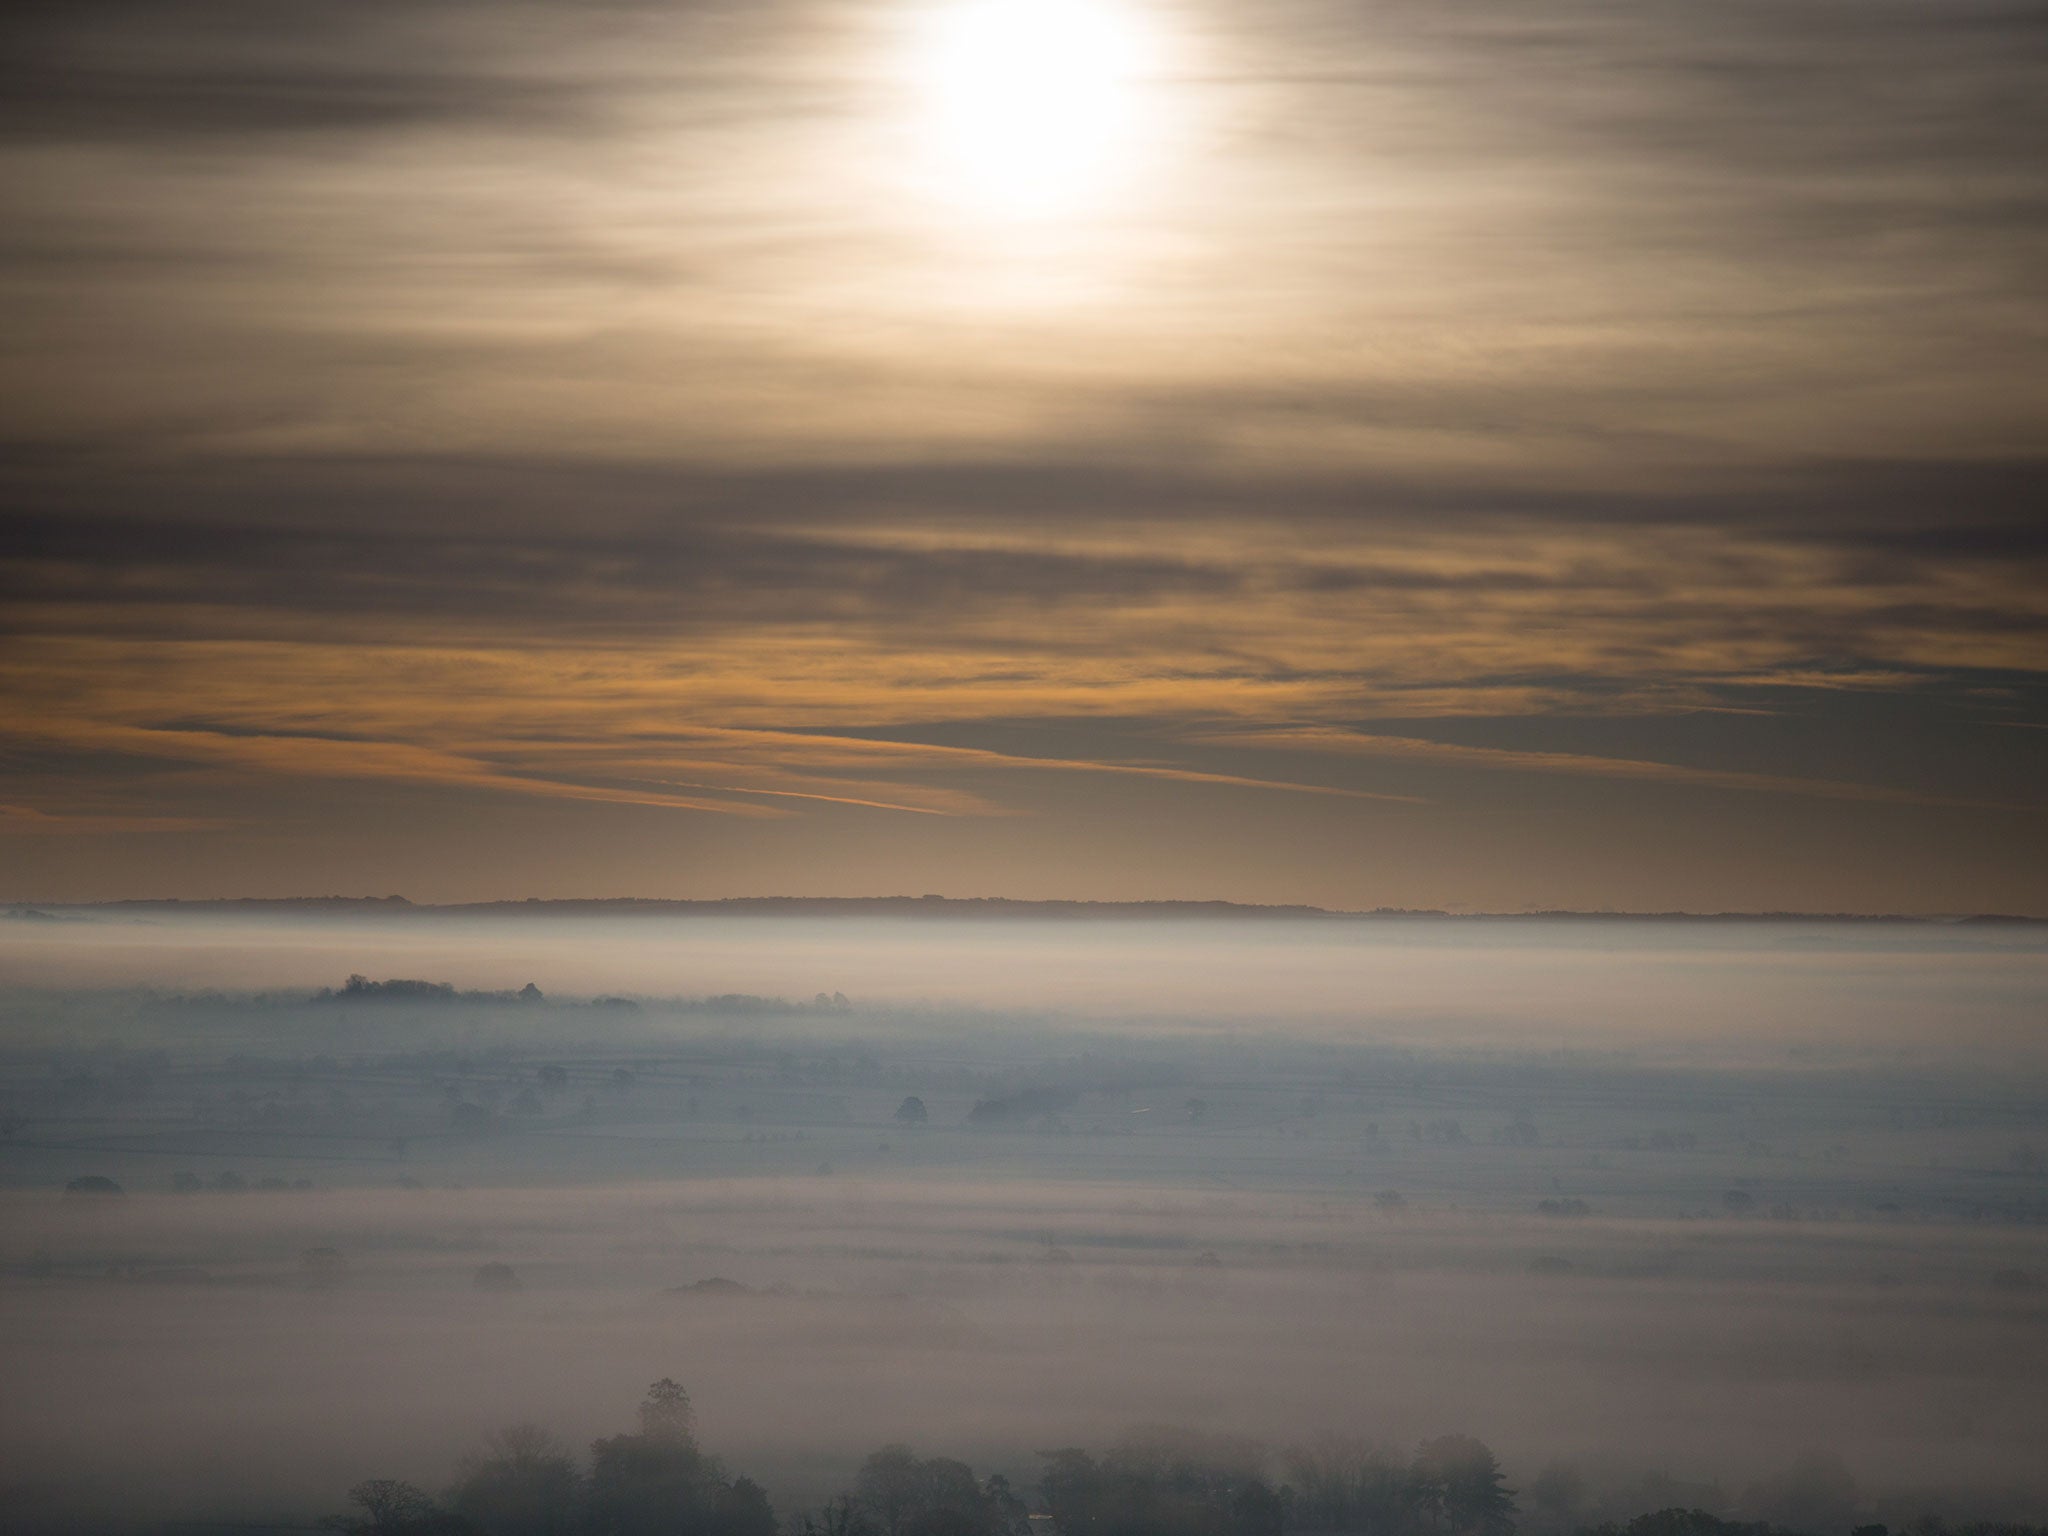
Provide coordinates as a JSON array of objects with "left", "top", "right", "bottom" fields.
[{"left": 1, "top": 0, "right": 2044, "bottom": 910}]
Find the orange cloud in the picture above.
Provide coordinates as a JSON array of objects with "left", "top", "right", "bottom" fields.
[{"left": 13, "top": 722, "right": 791, "bottom": 819}]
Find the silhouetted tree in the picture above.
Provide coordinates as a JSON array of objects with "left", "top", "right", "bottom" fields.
[
  {"left": 853, "top": 1447, "right": 1016, "bottom": 1536},
  {"left": 1035, "top": 1450, "right": 1106, "bottom": 1536},
  {"left": 640, "top": 1379, "right": 695, "bottom": 1441},
  {"left": 1285, "top": 1437, "right": 1422, "bottom": 1536},
  {"left": 711, "top": 1476, "right": 779, "bottom": 1536},
  {"left": 1523, "top": 1463, "right": 1587, "bottom": 1533},
  {"left": 1039, "top": 1437, "right": 1284, "bottom": 1536},
  {"left": 326, "top": 1479, "right": 473, "bottom": 1535},
  {"left": 800, "top": 1493, "right": 881, "bottom": 1536},
  {"left": 586, "top": 1381, "right": 719, "bottom": 1536},
  {"left": 983, "top": 1473, "right": 1032, "bottom": 1536},
  {"left": 1412, "top": 1437, "right": 1514, "bottom": 1536},
  {"left": 856, "top": 1446, "right": 927, "bottom": 1536},
  {"left": 904, "top": 1458, "right": 998, "bottom": 1536},
  {"left": 449, "top": 1425, "right": 580, "bottom": 1536},
  {"left": 1576, "top": 1511, "right": 1779, "bottom": 1536},
  {"left": 896, "top": 1096, "right": 930, "bottom": 1126}
]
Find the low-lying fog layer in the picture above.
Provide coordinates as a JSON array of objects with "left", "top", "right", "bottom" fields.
[
  {"left": 8, "top": 912, "right": 2048, "bottom": 1062},
  {"left": 1, "top": 913, "right": 2044, "bottom": 1532}
]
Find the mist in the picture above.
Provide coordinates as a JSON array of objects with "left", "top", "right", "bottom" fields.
[{"left": 2, "top": 911, "right": 2045, "bottom": 1532}]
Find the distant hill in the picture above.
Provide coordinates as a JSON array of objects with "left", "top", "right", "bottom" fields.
[
  {"left": 53, "top": 894, "right": 1342, "bottom": 921},
  {"left": 21, "top": 895, "right": 2046, "bottom": 923}
]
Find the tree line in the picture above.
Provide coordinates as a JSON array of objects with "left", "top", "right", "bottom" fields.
[{"left": 325, "top": 1382, "right": 2045, "bottom": 1536}]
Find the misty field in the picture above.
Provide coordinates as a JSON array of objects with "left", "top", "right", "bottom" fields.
[{"left": 2, "top": 912, "right": 2044, "bottom": 1533}]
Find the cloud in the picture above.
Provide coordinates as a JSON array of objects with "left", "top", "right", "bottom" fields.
[
  {"left": 1, "top": 442, "right": 2042, "bottom": 840},
  {"left": 665, "top": 728, "right": 1428, "bottom": 805},
  {"left": 8, "top": 722, "right": 796, "bottom": 820},
  {"left": 0, "top": 706, "right": 1420, "bottom": 833},
  {"left": 0, "top": 803, "right": 226, "bottom": 834},
  {"left": 1204, "top": 726, "right": 2030, "bottom": 812},
  {"left": 4, "top": 455, "right": 2044, "bottom": 685},
  {"left": 0, "top": 0, "right": 2042, "bottom": 894}
]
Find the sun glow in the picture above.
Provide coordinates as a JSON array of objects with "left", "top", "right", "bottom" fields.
[{"left": 906, "top": 0, "right": 1160, "bottom": 221}]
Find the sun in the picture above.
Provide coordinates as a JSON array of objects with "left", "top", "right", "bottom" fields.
[{"left": 905, "top": 0, "right": 1159, "bottom": 221}]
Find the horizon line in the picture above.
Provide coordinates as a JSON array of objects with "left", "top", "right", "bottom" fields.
[{"left": 7, "top": 895, "right": 2045, "bottom": 924}]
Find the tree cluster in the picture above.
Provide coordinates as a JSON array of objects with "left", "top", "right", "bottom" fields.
[
  {"left": 1286, "top": 1435, "right": 1515, "bottom": 1536},
  {"left": 799, "top": 1445, "right": 1031, "bottom": 1536},
  {"left": 327, "top": 1381, "right": 776, "bottom": 1536},
  {"left": 1038, "top": 1435, "right": 1285, "bottom": 1536}
]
